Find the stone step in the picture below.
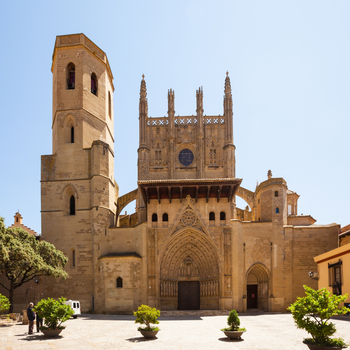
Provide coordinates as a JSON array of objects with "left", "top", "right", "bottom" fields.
[{"left": 160, "top": 310, "right": 230, "bottom": 316}]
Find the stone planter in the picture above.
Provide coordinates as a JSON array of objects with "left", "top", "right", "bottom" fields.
[
  {"left": 41, "top": 328, "right": 64, "bottom": 338},
  {"left": 139, "top": 329, "right": 159, "bottom": 338},
  {"left": 306, "top": 344, "right": 344, "bottom": 350},
  {"left": 222, "top": 330, "right": 245, "bottom": 339}
]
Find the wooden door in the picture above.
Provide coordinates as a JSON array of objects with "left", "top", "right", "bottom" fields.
[
  {"left": 247, "top": 284, "right": 258, "bottom": 309},
  {"left": 178, "top": 281, "right": 200, "bottom": 310}
]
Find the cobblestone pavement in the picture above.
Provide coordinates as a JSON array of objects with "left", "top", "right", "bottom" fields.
[{"left": 1, "top": 314, "right": 349, "bottom": 350}]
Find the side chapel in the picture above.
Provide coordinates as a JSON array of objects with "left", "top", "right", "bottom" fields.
[{"left": 40, "top": 33, "right": 339, "bottom": 313}]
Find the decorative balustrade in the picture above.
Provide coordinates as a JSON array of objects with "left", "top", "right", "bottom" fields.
[{"left": 147, "top": 116, "right": 225, "bottom": 126}]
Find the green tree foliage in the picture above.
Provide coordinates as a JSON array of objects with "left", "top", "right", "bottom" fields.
[
  {"left": 288, "top": 285, "right": 350, "bottom": 347},
  {"left": 133, "top": 304, "right": 160, "bottom": 331},
  {"left": 0, "top": 293, "right": 10, "bottom": 315},
  {"left": 34, "top": 297, "right": 74, "bottom": 329},
  {"left": 227, "top": 309, "right": 241, "bottom": 331},
  {"left": 0, "top": 217, "right": 68, "bottom": 312}
]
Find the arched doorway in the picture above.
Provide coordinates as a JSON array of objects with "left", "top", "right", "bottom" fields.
[
  {"left": 246, "top": 263, "right": 270, "bottom": 311},
  {"left": 159, "top": 227, "right": 220, "bottom": 310}
]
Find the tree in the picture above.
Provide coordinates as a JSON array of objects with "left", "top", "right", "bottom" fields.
[
  {"left": 0, "top": 217, "right": 68, "bottom": 313},
  {"left": 288, "top": 285, "right": 350, "bottom": 347}
]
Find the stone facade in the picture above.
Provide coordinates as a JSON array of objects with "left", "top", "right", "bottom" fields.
[{"left": 38, "top": 34, "right": 340, "bottom": 314}]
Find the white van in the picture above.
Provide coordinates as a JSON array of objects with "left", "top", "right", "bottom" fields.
[{"left": 65, "top": 300, "right": 81, "bottom": 318}]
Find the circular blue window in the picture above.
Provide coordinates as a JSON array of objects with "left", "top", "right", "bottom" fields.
[{"left": 179, "top": 149, "right": 194, "bottom": 166}]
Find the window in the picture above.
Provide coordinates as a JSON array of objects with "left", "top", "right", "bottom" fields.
[
  {"left": 162, "top": 213, "right": 168, "bottom": 222},
  {"left": 275, "top": 207, "right": 279, "bottom": 214},
  {"left": 72, "top": 250, "right": 76, "bottom": 267},
  {"left": 209, "top": 212, "right": 215, "bottom": 221},
  {"left": 67, "top": 63, "right": 75, "bottom": 89},
  {"left": 70, "top": 195, "right": 75, "bottom": 215},
  {"left": 288, "top": 205, "right": 292, "bottom": 215},
  {"left": 152, "top": 213, "right": 158, "bottom": 222},
  {"left": 275, "top": 191, "right": 279, "bottom": 197},
  {"left": 71, "top": 126, "right": 74, "bottom": 143},
  {"left": 116, "top": 277, "right": 123, "bottom": 288},
  {"left": 91, "top": 73, "right": 97, "bottom": 95},
  {"left": 108, "top": 91, "right": 111, "bottom": 118},
  {"left": 220, "top": 212, "right": 226, "bottom": 220},
  {"left": 329, "top": 260, "right": 342, "bottom": 295},
  {"left": 179, "top": 149, "right": 194, "bottom": 166}
]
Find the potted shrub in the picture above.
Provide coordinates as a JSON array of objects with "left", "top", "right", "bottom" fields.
[
  {"left": 288, "top": 285, "right": 350, "bottom": 349},
  {"left": 34, "top": 297, "right": 74, "bottom": 337},
  {"left": 221, "top": 309, "right": 246, "bottom": 339},
  {"left": 0, "top": 294, "right": 13, "bottom": 327},
  {"left": 133, "top": 304, "right": 160, "bottom": 338}
]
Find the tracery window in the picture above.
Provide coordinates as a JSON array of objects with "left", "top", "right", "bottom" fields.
[{"left": 179, "top": 149, "right": 194, "bottom": 166}]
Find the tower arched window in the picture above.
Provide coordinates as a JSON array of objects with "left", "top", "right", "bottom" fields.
[
  {"left": 72, "top": 249, "right": 76, "bottom": 267},
  {"left": 152, "top": 213, "right": 158, "bottom": 222},
  {"left": 67, "top": 63, "right": 75, "bottom": 90},
  {"left": 276, "top": 207, "right": 279, "bottom": 214},
  {"left": 71, "top": 126, "right": 74, "bottom": 143},
  {"left": 70, "top": 195, "right": 76, "bottom": 215},
  {"left": 209, "top": 212, "right": 215, "bottom": 221},
  {"left": 91, "top": 73, "right": 97, "bottom": 95},
  {"left": 108, "top": 91, "right": 111, "bottom": 118},
  {"left": 116, "top": 277, "right": 123, "bottom": 288},
  {"left": 220, "top": 211, "right": 226, "bottom": 220},
  {"left": 162, "top": 213, "right": 168, "bottom": 222}
]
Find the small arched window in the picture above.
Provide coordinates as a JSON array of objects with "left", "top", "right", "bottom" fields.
[
  {"left": 72, "top": 249, "right": 76, "bottom": 267},
  {"left": 91, "top": 73, "right": 97, "bottom": 95},
  {"left": 276, "top": 207, "right": 279, "bottom": 214},
  {"left": 152, "top": 213, "right": 158, "bottom": 222},
  {"left": 162, "top": 213, "right": 168, "bottom": 222},
  {"left": 209, "top": 212, "right": 215, "bottom": 221},
  {"left": 220, "top": 211, "right": 226, "bottom": 220},
  {"left": 108, "top": 91, "right": 111, "bottom": 118},
  {"left": 71, "top": 126, "right": 74, "bottom": 143},
  {"left": 275, "top": 191, "right": 279, "bottom": 197},
  {"left": 70, "top": 195, "right": 76, "bottom": 215},
  {"left": 116, "top": 277, "right": 123, "bottom": 288},
  {"left": 67, "top": 63, "right": 75, "bottom": 90}
]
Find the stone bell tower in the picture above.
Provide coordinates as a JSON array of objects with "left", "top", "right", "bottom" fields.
[{"left": 41, "top": 34, "right": 116, "bottom": 312}]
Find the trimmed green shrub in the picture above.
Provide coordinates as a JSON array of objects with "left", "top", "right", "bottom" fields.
[
  {"left": 34, "top": 297, "right": 74, "bottom": 330},
  {"left": 288, "top": 285, "right": 350, "bottom": 348},
  {"left": 0, "top": 294, "right": 10, "bottom": 316},
  {"left": 133, "top": 304, "right": 160, "bottom": 331},
  {"left": 221, "top": 309, "right": 246, "bottom": 331}
]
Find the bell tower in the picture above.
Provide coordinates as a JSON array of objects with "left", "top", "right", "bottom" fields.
[{"left": 41, "top": 34, "right": 116, "bottom": 312}]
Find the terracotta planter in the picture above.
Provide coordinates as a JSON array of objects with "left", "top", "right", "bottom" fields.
[
  {"left": 41, "top": 328, "right": 64, "bottom": 338},
  {"left": 306, "top": 344, "right": 344, "bottom": 350},
  {"left": 139, "top": 330, "right": 159, "bottom": 338},
  {"left": 222, "top": 330, "right": 245, "bottom": 339}
]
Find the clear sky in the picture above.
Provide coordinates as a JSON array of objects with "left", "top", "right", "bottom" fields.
[{"left": 0, "top": 0, "right": 349, "bottom": 233}]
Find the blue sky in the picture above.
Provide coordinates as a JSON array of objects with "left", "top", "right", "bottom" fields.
[{"left": 0, "top": 0, "right": 349, "bottom": 233}]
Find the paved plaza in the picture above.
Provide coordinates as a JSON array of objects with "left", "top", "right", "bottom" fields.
[{"left": 1, "top": 313, "right": 349, "bottom": 350}]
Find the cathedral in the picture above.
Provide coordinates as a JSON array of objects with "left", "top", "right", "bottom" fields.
[{"left": 40, "top": 33, "right": 339, "bottom": 314}]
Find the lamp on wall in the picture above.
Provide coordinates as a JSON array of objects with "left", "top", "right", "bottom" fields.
[{"left": 308, "top": 271, "right": 319, "bottom": 280}]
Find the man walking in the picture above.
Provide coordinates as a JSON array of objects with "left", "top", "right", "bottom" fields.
[{"left": 27, "top": 302, "right": 35, "bottom": 335}]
